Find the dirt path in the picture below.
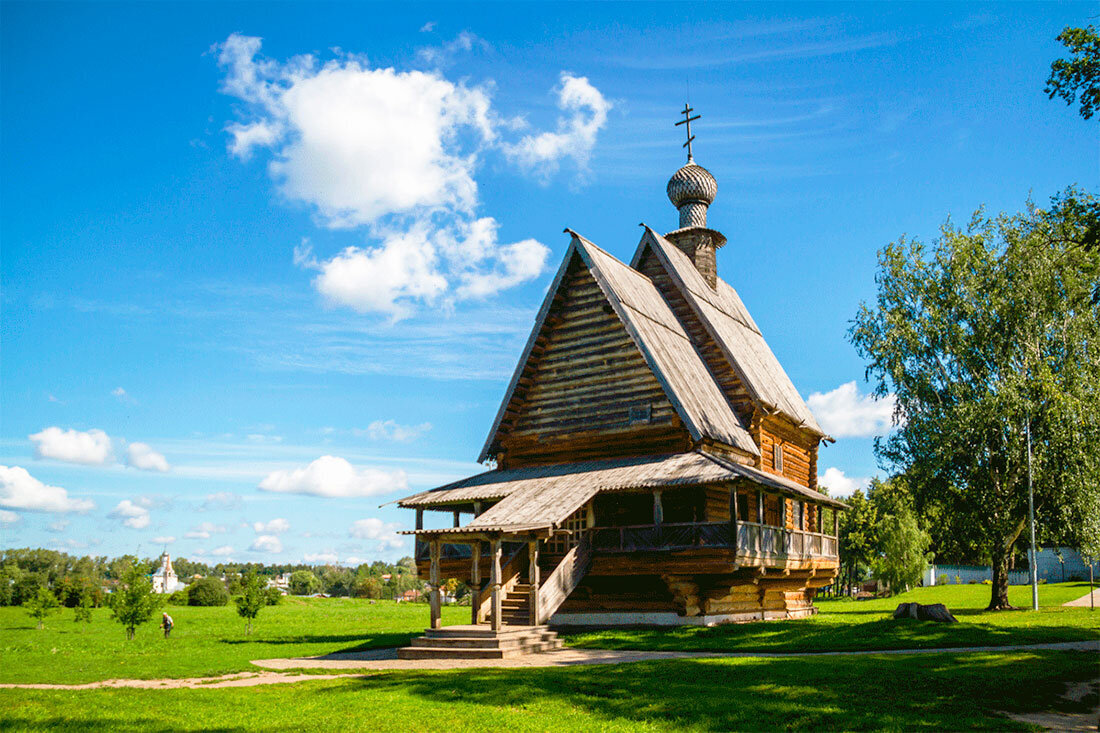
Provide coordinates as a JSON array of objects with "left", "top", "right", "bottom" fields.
[
  {"left": 1065, "top": 588, "right": 1100, "bottom": 608},
  {"left": 1002, "top": 678, "right": 1100, "bottom": 732},
  {"left": 1, "top": 640, "right": 1093, "bottom": 690}
]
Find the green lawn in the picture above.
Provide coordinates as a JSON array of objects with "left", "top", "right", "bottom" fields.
[
  {"left": 0, "top": 597, "right": 466, "bottom": 685},
  {"left": 563, "top": 582, "right": 1100, "bottom": 653},
  {"left": 2, "top": 650, "right": 1095, "bottom": 731}
]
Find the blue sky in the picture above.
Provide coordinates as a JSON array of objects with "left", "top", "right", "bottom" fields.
[{"left": 2, "top": 2, "right": 1096, "bottom": 565}]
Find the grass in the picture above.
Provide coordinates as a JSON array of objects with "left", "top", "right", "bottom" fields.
[
  {"left": 563, "top": 581, "right": 1100, "bottom": 653},
  {"left": 0, "top": 597, "right": 467, "bottom": 685},
  {"left": 1, "top": 650, "right": 1095, "bottom": 731}
]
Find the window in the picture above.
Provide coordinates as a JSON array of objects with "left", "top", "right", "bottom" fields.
[
  {"left": 773, "top": 444, "right": 784, "bottom": 473},
  {"left": 793, "top": 500, "right": 803, "bottom": 530}
]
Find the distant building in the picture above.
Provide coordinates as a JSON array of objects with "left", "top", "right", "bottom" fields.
[
  {"left": 151, "top": 552, "right": 185, "bottom": 594},
  {"left": 266, "top": 573, "right": 291, "bottom": 594}
]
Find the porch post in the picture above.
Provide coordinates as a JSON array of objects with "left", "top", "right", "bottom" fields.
[
  {"left": 474, "top": 501, "right": 483, "bottom": 517},
  {"left": 470, "top": 541, "right": 481, "bottom": 624},
  {"left": 730, "top": 485, "right": 739, "bottom": 552},
  {"left": 652, "top": 490, "right": 664, "bottom": 525},
  {"left": 490, "top": 537, "right": 502, "bottom": 632},
  {"left": 415, "top": 509, "right": 424, "bottom": 530},
  {"left": 757, "top": 491, "right": 765, "bottom": 554},
  {"left": 528, "top": 539, "right": 540, "bottom": 625},
  {"left": 453, "top": 510, "right": 461, "bottom": 528},
  {"left": 428, "top": 538, "right": 441, "bottom": 630}
]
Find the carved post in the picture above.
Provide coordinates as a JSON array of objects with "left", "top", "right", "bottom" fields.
[
  {"left": 653, "top": 490, "right": 663, "bottom": 545},
  {"left": 490, "top": 538, "right": 502, "bottom": 632},
  {"left": 470, "top": 541, "right": 481, "bottom": 624},
  {"left": 453, "top": 510, "right": 461, "bottom": 528},
  {"left": 474, "top": 501, "right": 483, "bottom": 517},
  {"left": 429, "top": 538, "right": 441, "bottom": 630},
  {"left": 415, "top": 508, "right": 424, "bottom": 530},
  {"left": 528, "top": 539, "right": 540, "bottom": 625},
  {"left": 757, "top": 491, "right": 765, "bottom": 554},
  {"left": 730, "top": 486, "right": 739, "bottom": 553}
]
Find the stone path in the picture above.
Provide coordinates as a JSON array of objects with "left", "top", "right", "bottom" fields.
[
  {"left": 1064, "top": 588, "right": 1100, "bottom": 608},
  {"left": 1, "top": 640, "right": 1093, "bottom": 690}
]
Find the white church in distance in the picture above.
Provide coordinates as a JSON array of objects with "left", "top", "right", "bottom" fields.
[{"left": 151, "top": 551, "right": 185, "bottom": 594}]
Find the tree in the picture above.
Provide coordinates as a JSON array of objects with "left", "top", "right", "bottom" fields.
[
  {"left": 233, "top": 571, "right": 266, "bottom": 634},
  {"left": 353, "top": 576, "right": 384, "bottom": 599},
  {"left": 850, "top": 190, "right": 1100, "bottom": 609},
  {"left": 24, "top": 587, "right": 60, "bottom": 629},
  {"left": 73, "top": 592, "right": 94, "bottom": 623},
  {"left": 288, "top": 570, "right": 320, "bottom": 596},
  {"left": 1046, "top": 25, "right": 1100, "bottom": 120},
  {"left": 872, "top": 506, "right": 932, "bottom": 594},
  {"left": 188, "top": 577, "right": 230, "bottom": 606},
  {"left": 109, "top": 566, "right": 161, "bottom": 639},
  {"left": 836, "top": 489, "right": 877, "bottom": 596}
]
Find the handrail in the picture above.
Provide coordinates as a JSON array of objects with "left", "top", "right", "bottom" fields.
[
  {"left": 537, "top": 533, "right": 592, "bottom": 624},
  {"left": 474, "top": 544, "right": 524, "bottom": 624},
  {"left": 590, "top": 521, "right": 838, "bottom": 559}
]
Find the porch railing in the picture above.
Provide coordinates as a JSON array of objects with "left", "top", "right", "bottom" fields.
[{"left": 590, "top": 520, "right": 837, "bottom": 560}]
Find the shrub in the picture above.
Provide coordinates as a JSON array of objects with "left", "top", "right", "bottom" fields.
[
  {"left": 234, "top": 572, "right": 267, "bottom": 633},
  {"left": 167, "top": 589, "right": 189, "bottom": 606},
  {"left": 24, "top": 587, "right": 60, "bottom": 629},
  {"left": 263, "top": 587, "right": 283, "bottom": 606},
  {"left": 288, "top": 570, "right": 320, "bottom": 596},
  {"left": 937, "top": 576, "right": 950, "bottom": 586},
  {"left": 109, "top": 567, "right": 161, "bottom": 640},
  {"left": 188, "top": 577, "right": 229, "bottom": 606},
  {"left": 981, "top": 579, "right": 992, "bottom": 585}
]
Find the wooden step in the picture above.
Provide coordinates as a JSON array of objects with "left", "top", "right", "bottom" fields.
[
  {"left": 410, "top": 632, "right": 558, "bottom": 650},
  {"left": 423, "top": 624, "right": 550, "bottom": 639},
  {"left": 398, "top": 639, "right": 562, "bottom": 660}
]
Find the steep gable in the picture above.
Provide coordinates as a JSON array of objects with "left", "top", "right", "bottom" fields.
[{"left": 480, "top": 232, "right": 758, "bottom": 467}]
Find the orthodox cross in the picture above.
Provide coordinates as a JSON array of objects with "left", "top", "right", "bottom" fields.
[{"left": 675, "top": 103, "right": 700, "bottom": 162}]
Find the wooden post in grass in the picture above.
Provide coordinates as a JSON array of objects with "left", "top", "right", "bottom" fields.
[
  {"left": 470, "top": 541, "right": 481, "bottom": 624},
  {"left": 429, "top": 538, "right": 441, "bottom": 630},
  {"left": 490, "top": 538, "right": 502, "bottom": 632},
  {"left": 528, "top": 539, "right": 540, "bottom": 626}
]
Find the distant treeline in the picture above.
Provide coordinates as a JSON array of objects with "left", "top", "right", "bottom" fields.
[{"left": 0, "top": 547, "right": 425, "bottom": 607}]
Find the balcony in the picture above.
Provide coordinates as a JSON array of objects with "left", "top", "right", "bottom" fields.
[{"left": 589, "top": 520, "right": 837, "bottom": 560}]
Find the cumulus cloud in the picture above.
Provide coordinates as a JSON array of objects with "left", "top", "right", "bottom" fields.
[
  {"left": 0, "top": 510, "right": 18, "bottom": 524},
  {"left": 258, "top": 456, "right": 408, "bottom": 498},
  {"left": 253, "top": 518, "right": 291, "bottom": 534},
  {"left": 0, "top": 465, "right": 95, "bottom": 513},
  {"left": 250, "top": 535, "right": 283, "bottom": 553},
  {"left": 304, "top": 551, "right": 338, "bottom": 564},
  {"left": 126, "top": 442, "right": 170, "bottom": 472},
  {"left": 214, "top": 33, "right": 599, "bottom": 318},
  {"left": 185, "top": 521, "right": 228, "bottom": 539},
  {"left": 503, "top": 72, "right": 611, "bottom": 176},
  {"left": 109, "top": 499, "right": 151, "bottom": 529},
  {"left": 807, "top": 381, "right": 897, "bottom": 438},
  {"left": 29, "top": 427, "right": 113, "bottom": 465},
  {"left": 210, "top": 545, "right": 234, "bottom": 557},
  {"left": 817, "top": 467, "right": 871, "bottom": 498},
  {"left": 349, "top": 517, "right": 405, "bottom": 551},
  {"left": 364, "top": 420, "right": 432, "bottom": 443}
]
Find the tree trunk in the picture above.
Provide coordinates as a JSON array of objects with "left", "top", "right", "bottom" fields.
[{"left": 987, "top": 544, "right": 1013, "bottom": 610}]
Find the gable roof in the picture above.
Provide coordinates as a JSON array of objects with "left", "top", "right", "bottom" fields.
[
  {"left": 478, "top": 231, "right": 759, "bottom": 463},
  {"left": 632, "top": 227, "right": 824, "bottom": 436}
]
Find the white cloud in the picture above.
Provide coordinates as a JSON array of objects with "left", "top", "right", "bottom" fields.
[
  {"left": 253, "top": 518, "right": 291, "bottom": 534},
  {"left": 214, "top": 33, "right": 569, "bottom": 318},
  {"left": 29, "top": 427, "right": 113, "bottom": 465},
  {"left": 202, "top": 492, "right": 240, "bottom": 510},
  {"left": 364, "top": 419, "right": 432, "bottom": 442},
  {"left": 126, "top": 442, "right": 170, "bottom": 472},
  {"left": 807, "top": 381, "right": 897, "bottom": 438},
  {"left": 109, "top": 499, "right": 151, "bottom": 529},
  {"left": 419, "top": 21, "right": 436, "bottom": 33},
  {"left": 0, "top": 510, "right": 18, "bottom": 524},
  {"left": 47, "top": 519, "right": 69, "bottom": 532},
  {"left": 210, "top": 545, "right": 234, "bottom": 557},
  {"left": 503, "top": 72, "right": 611, "bottom": 176},
  {"left": 817, "top": 467, "right": 871, "bottom": 498},
  {"left": 185, "top": 521, "right": 228, "bottom": 539},
  {"left": 349, "top": 517, "right": 405, "bottom": 551},
  {"left": 250, "top": 535, "right": 283, "bottom": 553},
  {"left": 304, "top": 551, "right": 338, "bottom": 564},
  {"left": 417, "top": 31, "right": 488, "bottom": 67},
  {"left": 152, "top": 536, "right": 176, "bottom": 544},
  {"left": 112, "top": 387, "right": 136, "bottom": 404},
  {"left": 0, "top": 465, "right": 95, "bottom": 513},
  {"left": 258, "top": 455, "right": 408, "bottom": 498}
]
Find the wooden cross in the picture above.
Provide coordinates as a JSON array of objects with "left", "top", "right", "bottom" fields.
[{"left": 675, "top": 103, "right": 701, "bottom": 161}]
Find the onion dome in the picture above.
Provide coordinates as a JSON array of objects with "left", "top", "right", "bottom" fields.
[{"left": 667, "top": 162, "right": 717, "bottom": 228}]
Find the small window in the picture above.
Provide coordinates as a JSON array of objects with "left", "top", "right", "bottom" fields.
[{"left": 773, "top": 444, "right": 784, "bottom": 473}]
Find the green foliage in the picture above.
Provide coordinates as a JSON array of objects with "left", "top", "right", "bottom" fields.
[
  {"left": 288, "top": 570, "right": 320, "bottom": 596},
  {"left": 836, "top": 489, "right": 877, "bottom": 592},
  {"left": 108, "top": 567, "right": 162, "bottom": 640},
  {"left": 353, "top": 575, "right": 385, "bottom": 599},
  {"left": 167, "top": 589, "right": 190, "bottom": 606},
  {"left": 320, "top": 566, "right": 355, "bottom": 597},
  {"left": 872, "top": 511, "right": 932, "bottom": 594},
  {"left": 188, "top": 577, "right": 229, "bottom": 607},
  {"left": 73, "top": 593, "right": 93, "bottom": 624},
  {"left": 1046, "top": 25, "right": 1100, "bottom": 120},
  {"left": 23, "top": 587, "right": 60, "bottom": 629},
  {"left": 11, "top": 572, "right": 46, "bottom": 607},
  {"left": 263, "top": 587, "right": 283, "bottom": 606},
  {"left": 233, "top": 572, "right": 266, "bottom": 633},
  {"left": 850, "top": 190, "right": 1100, "bottom": 609},
  {"left": 54, "top": 574, "right": 103, "bottom": 608}
]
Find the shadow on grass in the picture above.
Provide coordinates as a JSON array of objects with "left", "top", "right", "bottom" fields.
[
  {"left": 219, "top": 631, "right": 415, "bottom": 652},
  {"left": 325, "top": 651, "right": 1097, "bottom": 731},
  {"left": 0, "top": 718, "right": 246, "bottom": 733}
]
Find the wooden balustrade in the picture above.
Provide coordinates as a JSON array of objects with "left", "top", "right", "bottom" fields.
[{"left": 589, "top": 520, "right": 838, "bottom": 560}]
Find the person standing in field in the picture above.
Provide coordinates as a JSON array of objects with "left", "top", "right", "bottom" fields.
[{"left": 161, "top": 612, "right": 173, "bottom": 639}]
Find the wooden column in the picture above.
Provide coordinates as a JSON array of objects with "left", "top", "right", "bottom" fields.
[
  {"left": 470, "top": 541, "right": 481, "bottom": 624},
  {"left": 453, "top": 510, "right": 461, "bottom": 528},
  {"left": 428, "top": 538, "right": 441, "bottom": 630},
  {"left": 834, "top": 510, "right": 840, "bottom": 538},
  {"left": 490, "top": 538, "right": 502, "bottom": 632},
  {"left": 474, "top": 501, "right": 483, "bottom": 517},
  {"left": 730, "top": 486, "right": 739, "bottom": 552},
  {"left": 528, "top": 539, "right": 540, "bottom": 625},
  {"left": 653, "top": 490, "right": 663, "bottom": 525},
  {"left": 415, "top": 509, "right": 424, "bottom": 530},
  {"left": 757, "top": 491, "right": 765, "bottom": 554}
]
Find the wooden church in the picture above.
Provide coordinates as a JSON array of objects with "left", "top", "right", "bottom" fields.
[{"left": 396, "top": 108, "right": 844, "bottom": 657}]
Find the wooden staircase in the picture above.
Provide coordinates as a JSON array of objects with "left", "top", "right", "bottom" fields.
[
  {"left": 501, "top": 583, "right": 533, "bottom": 626},
  {"left": 397, "top": 625, "right": 563, "bottom": 660}
]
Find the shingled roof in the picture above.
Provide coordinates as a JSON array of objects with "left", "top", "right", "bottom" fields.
[
  {"left": 477, "top": 231, "right": 759, "bottom": 463},
  {"left": 633, "top": 226, "right": 825, "bottom": 436}
]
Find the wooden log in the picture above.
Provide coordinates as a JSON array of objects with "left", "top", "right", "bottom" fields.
[
  {"left": 528, "top": 539, "right": 540, "bottom": 625},
  {"left": 429, "top": 539, "right": 441, "bottom": 630},
  {"left": 470, "top": 542, "right": 481, "bottom": 624},
  {"left": 490, "top": 539, "right": 502, "bottom": 631}
]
